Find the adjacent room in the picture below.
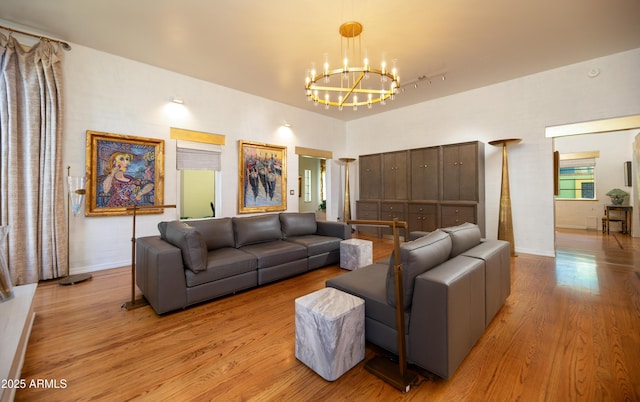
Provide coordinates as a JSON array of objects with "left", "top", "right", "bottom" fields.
[{"left": 1, "top": 1, "right": 639, "bottom": 400}]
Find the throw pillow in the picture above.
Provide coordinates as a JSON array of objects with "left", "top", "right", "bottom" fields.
[{"left": 164, "top": 220, "right": 208, "bottom": 273}]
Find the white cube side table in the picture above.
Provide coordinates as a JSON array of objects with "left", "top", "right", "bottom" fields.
[
  {"left": 295, "top": 287, "right": 365, "bottom": 381},
  {"left": 340, "top": 238, "right": 373, "bottom": 270}
]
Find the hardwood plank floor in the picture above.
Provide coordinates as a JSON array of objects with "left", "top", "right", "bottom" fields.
[{"left": 14, "top": 229, "right": 640, "bottom": 401}]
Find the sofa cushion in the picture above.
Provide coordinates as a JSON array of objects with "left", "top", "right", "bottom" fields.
[
  {"left": 157, "top": 221, "right": 169, "bottom": 240},
  {"left": 232, "top": 214, "right": 283, "bottom": 247},
  {"left": 386, "top": 229, "right": 452, "bottom": 309},
  {"left": 239, "top": 240, "right": 307, "bottom": 269},
  {"left": 185, "top": 247, "right": 257, "bottom": 287},
  {"left": 327, "top": 263, "right": 408, "bottom": 332},
  {"left": 164, "top": 221, "right": 208, "bottom": 273},
  {"left": 279, "top": 212, "right": 317, "bottom": 238},
  {"left": 285, "top": 235, "right": 342, "bottom": 256},
  {"left": 441, "top": 222, "right": 482, "bottom": 258},
  {"left": 188, "top": 218, "right": 235, "bottom": 250}
]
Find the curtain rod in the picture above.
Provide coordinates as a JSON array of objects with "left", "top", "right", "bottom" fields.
[{"left": 0, "top": 24, "right": 71, "bottom": 51}]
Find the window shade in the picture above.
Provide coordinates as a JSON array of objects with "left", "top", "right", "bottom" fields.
[
  {"left": 559, "top": 157, "right": 595, "bottom": 168},
  {"left": 176, "top": 141, "right": 222, "bottom": 170}
]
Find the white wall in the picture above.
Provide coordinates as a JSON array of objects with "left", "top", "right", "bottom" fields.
[
  {"left": 55, "top": 39, "right": 640, "bottom": 271},
  {"left": 554, "top": 130, "right": 637, "bottom": 231},
  {"left": 346, "top": 49, "right": 640, "bottom": 256},
  {"left": 63, "top": 44, "right": 347, "bottom": 274}
]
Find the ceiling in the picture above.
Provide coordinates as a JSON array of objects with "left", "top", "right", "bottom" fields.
[{"left": 1, "top": 0, "right": 639, "bottom": 121}]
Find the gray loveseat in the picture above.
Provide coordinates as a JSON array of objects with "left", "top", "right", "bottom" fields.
[
  {"left": 136, "top": 212, "right": 351, "bottom": 314},
  {"left": 326, "top": 222, "right": 510, "bottom": 379}
]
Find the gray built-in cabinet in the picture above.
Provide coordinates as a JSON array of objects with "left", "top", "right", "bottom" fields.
[{"left": 356, "top": 141, "right": 485, "bottom": 237}]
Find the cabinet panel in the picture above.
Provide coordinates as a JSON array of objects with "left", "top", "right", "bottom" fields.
[
  {"left": 441, "top": 204, "right": 477, "bottom": 227},
  {"left": 457, "top": 143, "right": 479, "bottom": 201},
  {"left": 380, "top": 202, "right": 407, "bottom": 236},
  {"left": 356, "top": 201, "right": 379, "bottom": 237},
  {"left": 408, "top": 203, "right": 437, "bottom": 233},
  {"left": 442, "top": 142, "right": 479, "bottom": 201},
  {"left": 359, "top": 154, "right": 382, "bottom": 200},
  {"left": 383, "top": 151, "right": 408, "bottom": 200},
  {"left": 410, "top": 147, "right": 439, "bottom": 201}
]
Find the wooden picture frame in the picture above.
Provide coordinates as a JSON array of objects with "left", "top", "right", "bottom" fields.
[
  {"left": 85, "top": 130, "right": 165, "bottom": 216},
  {"left": 238, "top": 140, "right": 286, "bottom": 213}
]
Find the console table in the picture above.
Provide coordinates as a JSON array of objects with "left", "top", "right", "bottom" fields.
[{"left": 605, "top": 205, "right": 632, "bottom": 235}]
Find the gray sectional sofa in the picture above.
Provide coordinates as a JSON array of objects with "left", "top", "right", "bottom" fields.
[
  {"left": 326, "top": 222, "right": 510, "bottom": 379},
  {"left": 136, "top": 212, "right": 351, "bottom": 314}
]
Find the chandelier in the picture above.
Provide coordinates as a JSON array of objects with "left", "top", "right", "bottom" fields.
[{"left": 305, "top": 21, "right": 399, "bottom": 110}]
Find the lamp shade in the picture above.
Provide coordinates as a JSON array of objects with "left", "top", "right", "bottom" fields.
[{"left": 68, "top": 176, "right": 86, "bottom": 216}]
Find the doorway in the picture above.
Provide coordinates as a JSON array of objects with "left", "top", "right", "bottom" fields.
[
  {"left": 547, "top": 115, "right": 640, "bottom": 242},
  {"left": 295, "top": 147, "right": 333, "bottom": 220}
]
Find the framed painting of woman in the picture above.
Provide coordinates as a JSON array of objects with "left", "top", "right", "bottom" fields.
[
  {"left": 238, "top": 140, "right": 287, "bottom": 213},
  {"left": 85, "top": 130, "right": 165, "bottom": 216}
]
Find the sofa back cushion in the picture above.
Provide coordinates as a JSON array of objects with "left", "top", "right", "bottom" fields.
[
  {"left": 441, "top": 222, "right": 482, "bottom": 258},
  {"left": 233, "top": 214, "right": 282, "bottom": 247},
  {"left": 163, "top": 220, "right": 208, "bottom": 273},
  {"left": 386, "top": 229, "right": 452, "bottom": 309},
  {"left": 279, "top": 212, "right": 317, "bottom": 238},
  {"left": 188, "top": 218, "right": 235, "bottom": 250}
]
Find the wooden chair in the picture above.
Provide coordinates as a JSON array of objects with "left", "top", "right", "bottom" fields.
[{"left": 602, "top": 207, "right": 625, "bottom": 234}]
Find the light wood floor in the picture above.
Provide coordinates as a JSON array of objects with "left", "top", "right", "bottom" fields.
[{"left": 15, "top": 229, "right": 640, "bottom": 401}]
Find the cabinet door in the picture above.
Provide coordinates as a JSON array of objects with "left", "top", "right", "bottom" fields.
[
  {"left": 356, "top": 201, "right": 379, "bottom": 237},
  {"left": 359, "top": 154, "right": 382, "bottom": 200},
  {"left": 457, "top": 143, "right": 479, "bottom": 201},
  {"left": 440, "top": 204, "right": 477, "bottom": 227},
  {"left": 380, "top": 202, "right": 406, "bottom": 236},
  {"left": 408, "top": 203, "right": 437, "bottom": 233},
  {"left": 410, "top": 147, "right": 439, "bottom": 200},
  {"left": 383, "top": 151, "right": 408, "bottom": 200},
  {"left": 442, "top": 142, "right": 478, "bottom": 201}
]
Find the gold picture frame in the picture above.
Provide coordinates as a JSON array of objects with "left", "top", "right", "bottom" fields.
[
  {"left": 85, "top": 130, "right": 165, "bottom": 216},
  {"left": 238, "top": 140, "right": 287, "bottom": 214}
]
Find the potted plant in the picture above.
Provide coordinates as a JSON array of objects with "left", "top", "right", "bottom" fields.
[
  {"left": 318, "top": 200, "right": 326, "bottom": 212},
  {"left": 606, "top": 188, "right": 628, "bottom": 205}
]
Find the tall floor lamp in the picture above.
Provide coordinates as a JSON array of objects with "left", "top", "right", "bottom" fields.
[
  {"left": 122, "top": 204, "right": 176, "bottom": 310},
  {"left": 489, "top": 139, "right": 521, "bottom": 256},
  {"left": 339, "top": 158, "right": 356, "bottom": 221},
  {"left": 59, "top": 166, "right": 92, "bottom": 285}
]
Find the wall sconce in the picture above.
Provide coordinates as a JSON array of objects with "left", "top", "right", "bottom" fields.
[{"left": 172, "top": 96, "right": 184, "bottom": 104}]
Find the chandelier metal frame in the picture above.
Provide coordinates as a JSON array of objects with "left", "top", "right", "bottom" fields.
[{"left": 305, "top": 21, "right": 399, "bottom": 110}]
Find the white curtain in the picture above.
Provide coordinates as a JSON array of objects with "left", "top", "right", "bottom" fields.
[{"left": 0, "top": 34, "right": 67, "bottom": 285}]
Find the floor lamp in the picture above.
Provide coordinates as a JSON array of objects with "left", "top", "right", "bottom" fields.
[
  {"left": 347, "top": 218, "right": 417, "bottom": 393},
  {"left": 59, "top": 166, "right": 92, "bottom": 286},
  {"left": 489, "top": 139, "right": 521, "bottom": 256},
  {"left": 122, "top": 203, "right": 176, "bottom": 310},
  {"left": 339, "top": 158, "right": 356, "bottom": 221}
]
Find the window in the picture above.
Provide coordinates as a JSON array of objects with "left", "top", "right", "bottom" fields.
[
  {"left": 176, "top": 141, "right": 222, "bottom": 219},
  {"left": 556, "top": 157, "right": 596, "bottom": 200},
  {"left": 304, "top": 169, "right": 312, "bottom": 202}
]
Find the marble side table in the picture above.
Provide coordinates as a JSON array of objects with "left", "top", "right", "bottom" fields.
[
  {"left": 295, "top": 287, "right": 365, "bottom": 381},
  {"left": 340, "top": 238, "right": 373, "bottom": 270}
]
